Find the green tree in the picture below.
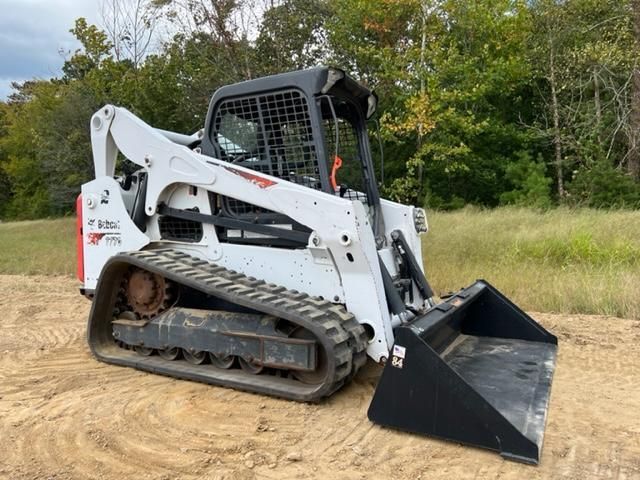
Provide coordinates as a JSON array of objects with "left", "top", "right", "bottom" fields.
[
  {"left": 529, "top": 0, "right": 637, "bottom": 199},
  {"left": 0, "top": 82, "right": 57, "bottom": 218},
  {"left": 499, "top": 152, "right": 552, "bottom": 209},
  {"left": 63, "top": 18, "right": 113, "bottom": 80},
  {"left": 567, "top": 162, "right": 640, "bottom": 208},
  {"left": 255, "top": 0, "right": 331, "bottom": 74},
  {"left": 0, "top": 101, "right": 13, "bottom": 216},
  {"left": 2, "top": 0, "right": 640, "bottom": 219}
]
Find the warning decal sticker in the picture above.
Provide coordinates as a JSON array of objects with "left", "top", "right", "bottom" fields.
[{"left": 391, "top": 344, "right": 406, "bottom": 369}]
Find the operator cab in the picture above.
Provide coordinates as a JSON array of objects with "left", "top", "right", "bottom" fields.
[{"left": 199, "top": 67, "right": 383, "bottom": 241}]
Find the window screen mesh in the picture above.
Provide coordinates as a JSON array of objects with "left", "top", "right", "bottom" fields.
[
  {"left": 323, "top": 117, "right": 368, "bottom": 203},
  {"left": 212, "top": 90, "right": 320, "bottom": 215}
]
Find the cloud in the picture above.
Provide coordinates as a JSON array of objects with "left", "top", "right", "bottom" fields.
[{"left": 0, "top": 0, "right": 101, "bottom": 98}]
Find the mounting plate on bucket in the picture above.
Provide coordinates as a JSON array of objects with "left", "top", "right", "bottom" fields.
[{"left": 368, "top": 280, "right": 557, "bottom": 464}]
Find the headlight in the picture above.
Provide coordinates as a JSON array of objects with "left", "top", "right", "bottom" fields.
[{"left": 413, "top": 208, "right": 428, "bottom": 234}]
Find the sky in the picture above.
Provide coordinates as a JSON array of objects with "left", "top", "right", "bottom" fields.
[{"left": 0, "top": 0, "right": 102, "bottom": 99}]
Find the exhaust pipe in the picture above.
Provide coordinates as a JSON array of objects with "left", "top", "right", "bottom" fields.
[{"left": 368, "top": 280, "right": 557, "bottom": 464}]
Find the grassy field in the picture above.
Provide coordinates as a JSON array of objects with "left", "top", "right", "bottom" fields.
[
  {"left": 1, "top": 208, "right": 639, "bottom": 319},
  {"left": 423, "top": 207, "right": 640, "bottom": 319},
  {"left": 0, "top": 217, "right": 76, "bottom": 276}
]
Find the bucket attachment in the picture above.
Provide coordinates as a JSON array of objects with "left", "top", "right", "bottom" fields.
[{"left": 368, "top": 280, "right": 557, "bottom": 464}]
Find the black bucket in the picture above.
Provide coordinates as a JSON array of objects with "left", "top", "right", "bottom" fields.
[{"left": 368, "top": 280, "right": 557, "bottom": 464}]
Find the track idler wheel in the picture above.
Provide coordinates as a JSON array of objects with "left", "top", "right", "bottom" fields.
[
  {"left": 183, "top": 349, "right": 208, "bottom": 365},
  {"left": 209, "top": 353, "right": 235, "bottom": 369}
]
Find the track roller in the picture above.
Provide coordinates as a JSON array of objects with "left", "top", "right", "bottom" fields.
[
  {"left": 158, "top": 347, "right": 181, "bottom": 361},
  {"left": 239, "top": 358, "right": 264, "bottom": 374},
  {"left": 183, "top": 350, "right": 208, "bottom": 365},
  {"left": 209, "top": 353, "right": 235, "bottom": 369}
]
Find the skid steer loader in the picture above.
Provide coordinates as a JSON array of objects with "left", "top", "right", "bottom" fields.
[{"left": 77, "top": 67, "right": 557, "bottom": 464}]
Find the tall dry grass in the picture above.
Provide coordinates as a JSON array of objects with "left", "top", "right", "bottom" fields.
[
  {"left": 1, "top": 208, "right": 639, "bottom": 318},
  {"left": 0, "top": 217, "right": 76, "bottom": 276},
  {"left": 423, "top": 207, "right": 640, "bottom": 319}
]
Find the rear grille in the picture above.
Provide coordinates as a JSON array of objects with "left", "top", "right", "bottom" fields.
[{"left": 159, "top": 215, "right": 203, "bottom": 243}]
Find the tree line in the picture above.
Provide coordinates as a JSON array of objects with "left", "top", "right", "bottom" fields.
[{"left": 1, "top": 0, "right": 639, "bottom": 219}]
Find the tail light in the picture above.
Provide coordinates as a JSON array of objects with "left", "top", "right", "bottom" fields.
[{"left": 76, "top": 194, "right": 84, "bottom": 282}]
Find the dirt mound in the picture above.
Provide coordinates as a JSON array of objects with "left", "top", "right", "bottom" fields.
[{"left": 0, "top": 275, "right": 639, "bottom": 479}]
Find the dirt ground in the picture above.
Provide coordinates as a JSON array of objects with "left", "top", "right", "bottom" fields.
[{"left": 0, "top": 275, "right": 639, "bottom": 480}]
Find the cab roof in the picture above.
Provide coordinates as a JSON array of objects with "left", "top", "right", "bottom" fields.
[{"left": 207, "top": 66, "right": 377, "bottom": 119}]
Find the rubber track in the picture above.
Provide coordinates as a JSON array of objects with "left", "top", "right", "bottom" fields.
[{"left": 87, "top": 248, "right": 368, "bottom": 402}]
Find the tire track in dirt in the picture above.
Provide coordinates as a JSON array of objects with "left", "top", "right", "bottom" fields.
[{"left": 0, "top": 275, "right": 639, "bottom": 479}]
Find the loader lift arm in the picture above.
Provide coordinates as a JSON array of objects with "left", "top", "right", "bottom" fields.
[{"left": 87, "top": 103, "right": 397, "bottom": 362}]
